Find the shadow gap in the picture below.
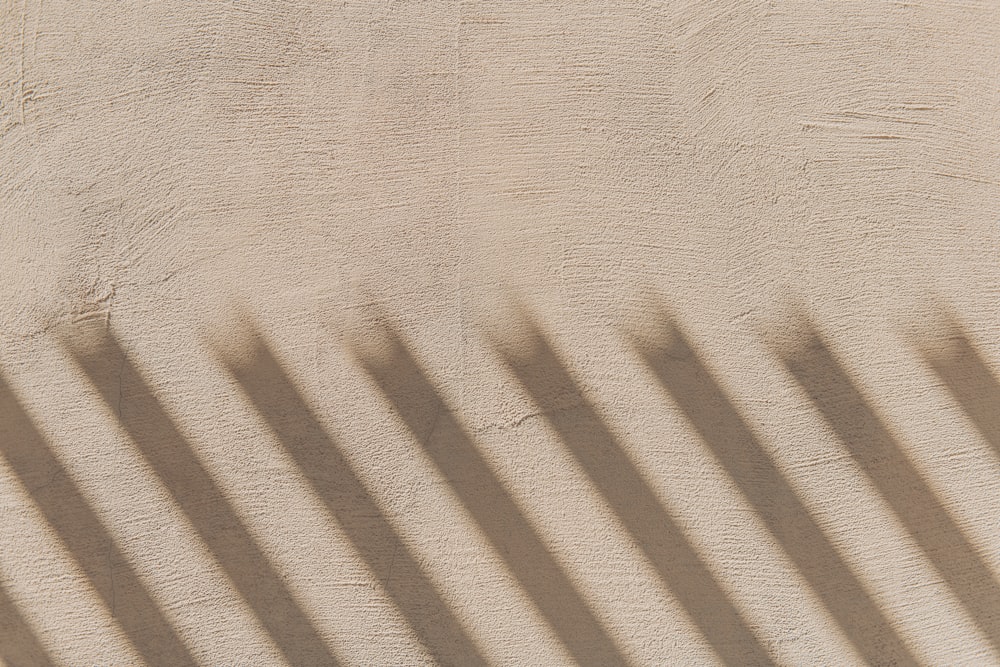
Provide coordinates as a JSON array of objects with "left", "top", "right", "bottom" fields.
[
  {"left": 65, "top": 329, "right": 340, "bottom": 667},
  {"left": 784, "top": 330, "right": 1000, "bottom": 655},
  {"left": 353, "top": 324, "right": 631, "bottom": 667},
  {"left": 498, "top": 317, "right": 776, "bottom": 667},
  {"left": 222, "top": 334, "right": 489, "bottom": 666},
  {"left": 0, "top": 372, "right": 196, "bottom": 667},
  {"left": 638, "top": 314, "right": 920, "bottom": 666}
]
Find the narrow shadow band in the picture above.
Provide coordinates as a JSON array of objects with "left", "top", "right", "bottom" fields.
[
  {"left": 354, "top": 325, "right": 630, "bottom": 667},
  {"left": 65, "top": 330, "right": 340, "bottom": 667},
  {"left": 639, "top": 315, "right": 919, "bottom": 666},
  {"left": 0, "top": 579, "right": 54, "bottom": 667},
  {"left": 224, "top": 335, "right": 488, "bottom": 665},
  {"left": 0, "top": 373, "right": 196, "bottom": 666},
  {"left": 499, "top": 318, "right": 775, "bottom": 667},
  {"left": 923, "top": 331, "right": 1000, "bottom": 461}
]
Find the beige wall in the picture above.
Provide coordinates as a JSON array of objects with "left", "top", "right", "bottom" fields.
[{"left": 2, "top": 0, "right": 999, "bottom": 664}]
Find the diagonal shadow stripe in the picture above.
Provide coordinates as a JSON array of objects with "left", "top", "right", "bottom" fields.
[
  {"left": 221, "top": 332, "right": 489, "bottom": 666},
  {"left": 783, "top": 328, "right": 1000, "bottom": 655},
  {"left": 0, "top": 578, "right": 55, "bottom": 667},
  {"left": 921, "top": 330, "right": 1000, "bottom": 462},
  {"left": 352, "top": 324, "right": 631, "bottom": 667},
  {"left": 0, "top": 372, "right": 196, "bottom": 666},
  {"left": 496, "top": 316, "right": 775, "bottom": 667},
  {"left": 64, "top": 328, "right": 340, "bottom": 667},
  {"left": 637, "top": 313, "right": 920, "bottom": 666}
]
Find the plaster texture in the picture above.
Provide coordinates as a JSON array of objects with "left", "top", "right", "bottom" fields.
[{"left": 1, "top": 1, "right": 999, "bottom": 665}]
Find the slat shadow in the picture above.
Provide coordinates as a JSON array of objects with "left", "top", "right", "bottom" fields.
[
  {"left": 351, "top": 321, "right": 631, "bottom": 667},
  {"left": 494, "top": 314, "right": 776, "bottom": 667},
  {"left": 64, "top": 326, "right": 341, "bottom": 667},
  {"left": 782, "top": 326, "right": 1000, "bottom": 655},
  {"left": 8, "top": 305, "right": 989, "bottom": 664},
  {"left": 0, "top": 371, "right": 196, "bottom": 666},
  {"left": 0, "top": 579, "right": 54, "bottom": 667},
  {"left": 220, "top": 331, "right": 489, "bottom": 666},
  {"left": 921, "top": 326, "right": 1000, "bottom": 462},
  {"left": 636, "top": 309, "right": 920, "bottom": 666}
]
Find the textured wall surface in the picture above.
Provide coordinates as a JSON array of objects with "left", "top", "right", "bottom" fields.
[{"left": 2, "top": 1, "right": 999, "bottom": 665}]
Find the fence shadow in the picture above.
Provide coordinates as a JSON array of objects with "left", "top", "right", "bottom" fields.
[
  {"left": 920, "top": 324, "right": 1000, "bottom": 462},
  {"left": 0, "top": 579, "right": 54, "bottom": 667},
  {"left": 635, "top": 306, "right": 921, "bottom": 666},
  {"left": 782, "top": 324, "right": 1000, "bottom": 655},
  {"left": 63, "top": 325, "right": 341, "bottom": 667},
  {"left": 219, "top": 329, "right": 489, "bottom": 666},
  {"left": 5, "top": 303, "right": 1000, "bottom": 663},
  {"left": 351, "top": 319, "right": 631, "bottom": 667},
  {"left": 0, "top": 370, "right": 196, "bottom": 666},
  {"left": 493, "top": 312, "right": 776, "bottom": 667}
]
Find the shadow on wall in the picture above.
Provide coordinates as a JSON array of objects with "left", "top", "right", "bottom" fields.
[
  {"left": 633, "top": 307, "right": 920, "bottom": 666},
  {"left": 63, "top": 326, "right": 341, "bottom": 667},
  {"left": 921, "top": 327, "right": 1000, "bottom": 462},
  {"left": 0, "top": 302, "right": 998, "bottom": 665},
  {"left": 221, "top": 332, "right": 490, "bottom": 666},
  {"left": 0, "top": 368, "right": 197, "bottom": 667},
  {"left": 349, "top": 322, "right": 631, "bottom": 666},
  {"left": 0, "top": 579, "right": 53, "bottom": 667},
  {"left": 781, "top": 322, "right": 1000, "bottom": 655},
  {"left": 493, "top": 312, "right": 776, "bottom": 667}
]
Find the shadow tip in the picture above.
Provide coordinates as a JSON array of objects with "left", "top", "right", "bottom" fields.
[
  {"left": 57, "top": 310, "right": 114, "bottom": 360},
  {"left": 903, "top": 301, "right": 971, "bottom": 367},
  {"left": 482, "top": 300, "right": 548, "bottom": 367},
  {"left": 760, "top": 302, "right": 825, "bottom": 369},
  {"left": 210, "top": 325, "right": 267, "bottom": 373},
  {"left": 341, "top": 306, "right": 410, "bottom": 378}
]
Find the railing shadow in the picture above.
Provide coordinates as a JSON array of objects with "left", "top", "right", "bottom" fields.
[
  {"left": 920, "top": 323, "right": 1000, "bottom": 462},
  {"left": 635, "top": 305, "right": 921, "bottom": 666},
  {"left": 0, "top": 370, "right": 196, "bottom": 666},
  {"left": 219, "top": 329, "right": 489, "bottom": 666},
  {"left": 4, "top": 302, "right": 998, "bottom": 664},
  {"left": 0, "top": 579, "right": 54, "bottom": 667},
  {"left": 493, "top": 312, "right": 776, "bottom": 667},
  {"left": 351, "top": 319, "right": 631, "bottom": 667},
  {"left": 782, "top": 324, "right": 1000, "bottom": 655},
  {"left": 63, "top": 325, "right": 341, "bottom": 667}
]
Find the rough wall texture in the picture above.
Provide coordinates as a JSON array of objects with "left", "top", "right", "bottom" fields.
[{"left": 1, "top": 1, "right": 999, "bottom": 665}]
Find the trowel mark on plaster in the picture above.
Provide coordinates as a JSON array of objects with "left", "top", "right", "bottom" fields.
[{"left": 16, "top": 0, "right": 24, "bottom": 125}]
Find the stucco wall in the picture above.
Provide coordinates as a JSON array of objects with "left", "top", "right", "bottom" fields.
[{"left": 2, "top": 1, "right": 999, "bottom": 665}]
